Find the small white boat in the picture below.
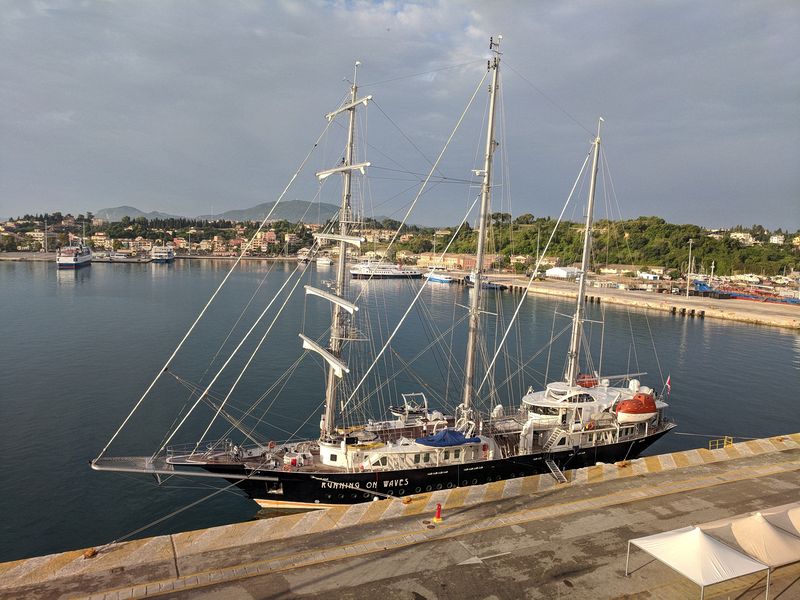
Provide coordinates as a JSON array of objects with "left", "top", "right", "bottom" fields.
[
  {"left": 316, "top": 256, "right": 334, "bottom": 265},
  {"left": 423, "top": 271, "right": 454, "bottom": 283}
]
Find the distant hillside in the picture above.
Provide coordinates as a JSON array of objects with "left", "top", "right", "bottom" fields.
[
  {"left": 197, "top": 200, "right": 339, "bottom": 223},
  {"left": 94, "top": 200, "right": 340, "bottom": 224},
  {"left": 94, "top": 206, "right": 182, "bottom": 221}
]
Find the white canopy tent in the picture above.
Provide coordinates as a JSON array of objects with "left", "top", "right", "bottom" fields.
[
  {"left": 701, "top": 511, "right": 800, "bottom": 570},
  {"left": 760, "top": 502, "right": 800, "bottom": 538},
  {"left": 626, "top": 526, "right": 769, "bottom": 599}
]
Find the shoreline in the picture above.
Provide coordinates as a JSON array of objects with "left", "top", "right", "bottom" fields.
[
  {"left": 489, "top": 274, "right": 800, "bottom": 331},
  {"left": 3, "top": 253, "right": 797, "bottom": 330}
]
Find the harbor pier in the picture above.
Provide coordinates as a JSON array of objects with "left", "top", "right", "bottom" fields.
[{"left": 3, "top": 433, "right": 798, "bottom": 599}]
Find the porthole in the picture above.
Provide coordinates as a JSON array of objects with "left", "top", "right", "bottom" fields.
[
  {"left": 363, "top": 492, "right": 370, "bottom": 498},
  {"left": 388, "top": 490, "right": 394, "bottom": 496},
  {"left": 446, "top": 482, "right": 454, "bottom": 489},
  {"left": 435, "top": 483, "right": 442, "bottom": 490},
  {"left": 425, "top": 485, "right": 432, "bottom": 492},
  {"left": 472, "top": 479, "right": 478, "bottom": 485},
  {"left": 415, "top": 487, "right": 422, "bottom": 493},
  {"left": 399, "top": 489, "right": 406, "bottom": 496}
]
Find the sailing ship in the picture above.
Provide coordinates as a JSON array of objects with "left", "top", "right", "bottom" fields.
[{"left": 93, "top": 39, "right": 674, "bottom": 509}]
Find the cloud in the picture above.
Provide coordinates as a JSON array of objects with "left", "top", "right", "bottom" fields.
[{"left": 0, "top": 0, "right": 797, "bottom": 229}]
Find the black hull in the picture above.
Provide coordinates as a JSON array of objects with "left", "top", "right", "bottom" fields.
[{"left": 218, "top": 429, "right": 671, "bottom": 507}]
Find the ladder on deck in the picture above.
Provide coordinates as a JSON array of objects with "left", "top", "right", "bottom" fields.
[
  {"left": 542, "top": 428, "right": 565, "bottom": 452},
  {"left": 545, "top": 459, "right": 568, "bottom": 484}
]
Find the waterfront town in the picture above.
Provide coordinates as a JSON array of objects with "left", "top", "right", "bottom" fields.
[{"left": 2, "top": 211, "right": 799, "bottom": 292}]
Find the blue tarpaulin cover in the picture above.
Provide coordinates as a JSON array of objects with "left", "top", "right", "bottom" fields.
[{"left": 415, "top": 429, "right": 481, "bottom": 447}]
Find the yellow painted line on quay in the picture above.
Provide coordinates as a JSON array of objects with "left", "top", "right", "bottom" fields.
[{"left": 132, "top": 455, "right": 800, "bottom": 599}]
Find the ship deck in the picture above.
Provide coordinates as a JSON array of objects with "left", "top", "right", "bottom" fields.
[{"left": 8, "top": 432, "right": 800, "bottom": 599}]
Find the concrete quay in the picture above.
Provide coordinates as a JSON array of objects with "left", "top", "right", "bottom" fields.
[
  {"left": 490, "top": 276, "right": 800, "bottom": 330},
  {"left": 2, "top": 433, "right": 799, "bottom": 600}
]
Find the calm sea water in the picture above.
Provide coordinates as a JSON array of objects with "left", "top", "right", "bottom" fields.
[{"left": 1, "top": 259, "right": 798, "bottom": 561}]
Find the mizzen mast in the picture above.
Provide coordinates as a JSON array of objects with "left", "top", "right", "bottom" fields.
[
  {"left": 461, "top": 36, "right": 501, "bottom": 414},
  {"left": 309, "top": 61, "right": 370, "bottom": 439},
  {"left": 565, "top": 118, "right": 603, "bottom": 387}
]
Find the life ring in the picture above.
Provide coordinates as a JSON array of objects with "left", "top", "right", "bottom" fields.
[
  {"left": 268, "top": 440, "right": 276, "bottom": 450},
  {"left": 585, "top": 420, "right": 596, "bottom": 431}
]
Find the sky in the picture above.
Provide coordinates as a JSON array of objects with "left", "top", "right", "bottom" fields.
[{"left": 1, "top": 0, "right": 798, "bottom": 230}]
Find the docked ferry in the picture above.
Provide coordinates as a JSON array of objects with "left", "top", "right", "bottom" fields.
[
  {"left": 56, "top": 242, "right": 92, "bottom": 269},
  {"left": 150, "top": 246, "right": 175, "bottom": 263}
]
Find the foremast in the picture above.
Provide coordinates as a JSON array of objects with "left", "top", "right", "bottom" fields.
[
  {"left": 565, "top": 118, "right": 603, "bottom": 387},
  {"left": 461, "top": 37, "right": 501, "bottom": 417},
  {"left": 309, "top": 62, "right": 371, "bottom": 440}
]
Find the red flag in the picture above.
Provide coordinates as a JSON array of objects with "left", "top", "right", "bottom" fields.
[{"left": 666, "top": 375, "right": 672, "bottom": 395}]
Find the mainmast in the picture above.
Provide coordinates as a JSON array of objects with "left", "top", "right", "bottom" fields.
[
  {"left": 461, "top": 36, "right": 501, "bottom": 413},
  {"left": 307, "top": 62, "right": 371, "bottom": 440},
  {"left": 565, "top": 118, "right": 603, "bottom": 387}
]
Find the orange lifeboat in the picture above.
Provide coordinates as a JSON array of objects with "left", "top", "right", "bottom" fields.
[
  {"left": 577, "top": 373, "right": 598, "bottom": 388},
  {"left": 615, "top": 393, "right": 657, "bottom": 424}
]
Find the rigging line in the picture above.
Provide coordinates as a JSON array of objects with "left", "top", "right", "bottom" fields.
[
  {"left": 370, "top": 99, "right": 445, "bottom": 179},
  {"left": 96, "top": 117, "right": 335, "bottom": 462},
  {"left": 198, "top": 257, "right": 330, "bottom": 447},
  {"left": 503, "top": 61, "right": 594, "bottom": 137},
  {"left": 167, "top": 373, "right": 263, "bottom": 447},
  {"left": 626, "top": 310, "right": 641, "bottom": 375},
  {"left": 390, "top": 349, "right": 448, "bottom": 407},
  {"left": 644, "top": 312, "right": 665, "bottom": 387},
  {"left": 158, "top": 247, "right": 315, "bottom": 456},
  {"left": 360, "top": 60, "right": 481, "bottom": 87},
  {"left": 344, "top": 185, "right": 480, "bottom": 416},
  {"left": 369, "top": 166, "right": 476, "bottom": 184},
  {"left": 241, "top": 340, "right": 331, "bottom": 441},
  {"left": 98, "top": 456, "right": 273, "bottom": 552},
  {"left": 475, "top": 148, "right": 593, "bottom": 397},
  {"left": 351, "top": 311, "right": 470, "bottom": 412},
  {"left": 494, "top": 323, "right": 573, "bottom": 392},
  {"left": 153, "top": 231, "right": 291, "bottom": 453},
  {"left": 341, "top": 188, "right": 480, "bottom": 415},
  {"left": 543, "top": 299, "right": 563, "bottom": 385},
  {"left": 344, "top": 71, "right": 488, "bottom": 321}
]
